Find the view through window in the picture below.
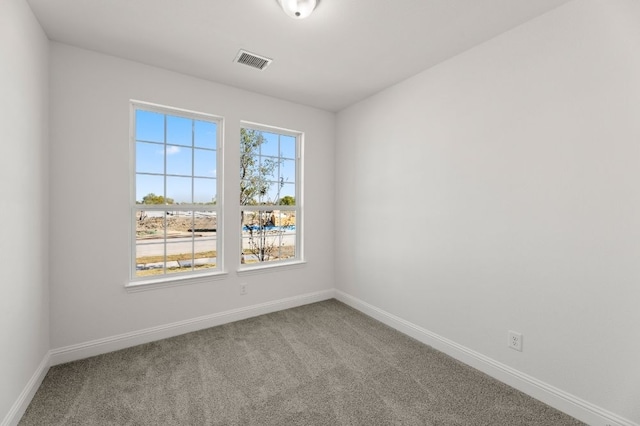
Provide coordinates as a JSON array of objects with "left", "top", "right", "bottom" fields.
[
  {"left": 240, "top": 125, "right": 301, "bottom": 265},
  {"left": 132, "top": 103, "right": 221, "bottom": 279}
]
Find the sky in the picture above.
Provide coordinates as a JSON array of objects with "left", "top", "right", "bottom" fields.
[{"left": 135, "top": 109, "right": 297, "bottom": 205}]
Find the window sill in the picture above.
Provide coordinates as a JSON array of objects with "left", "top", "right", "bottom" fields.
[
  {"left": 237, "top": 260, "right": 307, "bottom": 276},
  {"left": 125, "top": 270, "right": 229, "bottom": 292}
]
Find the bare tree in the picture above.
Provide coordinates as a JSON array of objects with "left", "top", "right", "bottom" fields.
[{"left": 240, "top": 128, "right": 285, "bottom": 263}]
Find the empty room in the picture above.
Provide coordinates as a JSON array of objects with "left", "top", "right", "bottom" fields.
[{"left": 1, "top": 0, "right": 639, "bottom": 425}]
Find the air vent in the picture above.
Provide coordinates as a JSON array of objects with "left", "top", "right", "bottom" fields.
[{"left": 234, "top": 50, "right": 272, "bottom": 70}]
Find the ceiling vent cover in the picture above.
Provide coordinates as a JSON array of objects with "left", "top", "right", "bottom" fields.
[{"left": 234, "top": 50, "right": 272, "bottom": 70}]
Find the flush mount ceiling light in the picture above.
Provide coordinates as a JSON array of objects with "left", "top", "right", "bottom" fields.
[{"left": 277, "top": 0, "right": 318, "bottom": 19}]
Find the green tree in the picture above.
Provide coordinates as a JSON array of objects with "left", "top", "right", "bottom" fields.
[
  {"left": 240, "top": 128, "right": 281, "bottom": 206},
  {"left": 279, "top": 195, "right": 295, "bottom": 205},
  {"left": 141, "top": 193, "right": 174, "bottom": 205}
]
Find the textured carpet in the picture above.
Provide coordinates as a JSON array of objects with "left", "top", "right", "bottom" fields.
[{"left": 20, "top": 299, "right": 584, "bottom": 425}]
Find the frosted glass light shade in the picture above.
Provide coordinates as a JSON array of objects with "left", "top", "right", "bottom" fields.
[{"left": 277, "top": 0, "right": 317, "bottom": 19}]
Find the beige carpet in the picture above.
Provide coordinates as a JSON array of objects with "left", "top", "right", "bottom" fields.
[{"left": 20, "top": 299, "right": 584, "bottom": 425}]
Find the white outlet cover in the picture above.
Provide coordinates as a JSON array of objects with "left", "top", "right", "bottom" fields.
[{"left": 508, "top": 330, "right": 523, "bottom": 351}]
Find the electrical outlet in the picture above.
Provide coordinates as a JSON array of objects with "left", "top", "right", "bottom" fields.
[
  {"left": 508, "top": 330, "right": 523, "bottom": 351},
  {"left": 240, "top": 283, "right": 247, "bottom": 295}
]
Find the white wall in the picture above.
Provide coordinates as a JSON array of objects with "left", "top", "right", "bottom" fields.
[
  {"left": 336, "top": 0, "right": 640, "bottom": 424},
  {"left": 0, "top": 0, "right": 50, "bottom": 423},
  {"left": 49, "top": 43, "right": 335, "bottom": 349}
]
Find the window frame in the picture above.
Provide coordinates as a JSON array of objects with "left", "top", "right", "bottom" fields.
[
  {"left": 128, "top": 101, "right": 225, "bottom": 287},
  {"left": 238, "top": 121, "right": 304, "bottom": 271}
]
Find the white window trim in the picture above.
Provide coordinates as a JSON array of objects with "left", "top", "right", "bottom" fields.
[
  {"left": 239, "top": 121, "right": 304, "bottom": 271},
  {"left": 129, "top": 100, "right": 224, "bottom": 285},
  {"left": 125, "top": 270, "right": 229, "bottom": 293},
  {"left": 237, "top": 260, "right": 306, "bottom": 276}
]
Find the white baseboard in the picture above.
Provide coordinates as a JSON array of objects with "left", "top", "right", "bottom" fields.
[
  {"left": 50, "top": 289, "right": 335, "bottom": 366},
  {"left": 1, "top": 352, "right": 50, "bottom": 426},
  {"left": 334, "top": 290, "right": 637, "bottom": 426}
]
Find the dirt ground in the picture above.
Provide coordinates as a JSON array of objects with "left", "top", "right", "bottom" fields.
[
  {"left": 136, "top": 212, "right": 294, "bottom": 235},
  {"left": 137, "top": 216, "right": 216, "bottom": 235}
]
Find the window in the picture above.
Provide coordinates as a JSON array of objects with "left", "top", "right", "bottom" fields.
[
  {"left": 240, "top": 124, "right": 302, "bottom": 267},
  {"left": 131, "top": 102, "right": 222, "bottom": 281}
]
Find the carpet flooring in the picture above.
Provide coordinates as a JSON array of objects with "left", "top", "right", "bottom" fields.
[{"left": 20, "top": 299, "right": 584, "bottom": 425}]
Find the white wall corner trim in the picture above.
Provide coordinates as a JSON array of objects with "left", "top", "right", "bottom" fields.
[
  {"left": 1, "top": 353, "right": 50, "bottom": 426},
  {"left": 49, "top": 289, "right": 335, "bottom": 366},
  {"left": 334, "top": 290, "right": 638, "bottom": 426}
]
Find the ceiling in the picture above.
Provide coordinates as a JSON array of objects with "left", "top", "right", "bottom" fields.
[{"left": 26, "top": 0, "right": 573, "bottom": 112}]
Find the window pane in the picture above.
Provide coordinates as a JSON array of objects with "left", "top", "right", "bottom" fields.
[
  {"left": 136, "top": 243, "right": 165, "bottom": 277},
  {"left": 278, "top": 211, "right": 296, "bottom": 229},
  {"left": 167, "top": 176, "right": 191, "bottom": 204},
  {"left": 192, "top": 210, "right": 216, "bottom": 231},
  {"left": 166, "top": 240, "right": 194, "bottom": 274},
  {"left": 194, "top": 120, "right": 217, "bottom": 149},
  {"left": 281, "top": 159, "right": 296, "bottom": 184},
  {"left": 260, "top": 156, "right": 279, "bottom": 181},
  {"left": 136, "top": 110, "right": 164, "bottom": 143},
  {"left": 193, "top": 178, "right": 216, "bottom": 204},
  {"left": 240, "top": 179, "right": 255, "bottom": 206},
  {"left": 241, "top": 236, "right": 258, "bottom": 264},
  {"left": 136, "top": 174, "right": 164, "bottom": 204},
  {"left": 278, "top": 212, "right": 297, "bottom": 261},
  {"left": 279, "top": 184, "right": 295, "bottom": 204},
  {"left": 166, "top": 115, "right": 192, "bottom": 146},
  {"left": 167, "top": 210, "right": 192, "bottom": 235},
  {"left": 136, "top": 241, "right": 165, "bottom": 264},
  {"left": 241, "top": 210, "right": 296, "bottom": 263},
  {"left": 263, "top": 183, "right": 281, "bottom": 206},
  {"left": 194, "top": 148, "right": 216, "bottom": 178},
  {"left": 194, "top": 238, "right": 217, "bottom": 270},
  {"left": 260, "top": 132, "right": 279, "bottom": 157},
  {"left": 166, "top": 145, "right": 192, "bottom": 176},
  {"left": 138, "top": 209, "right": 166, "bottom": 232},
  {"left": 136, "top": 142, "right": 164, "bottom": 174},
  {"left": 280, "top": 135, "right": 296, "bottom": 159}
]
